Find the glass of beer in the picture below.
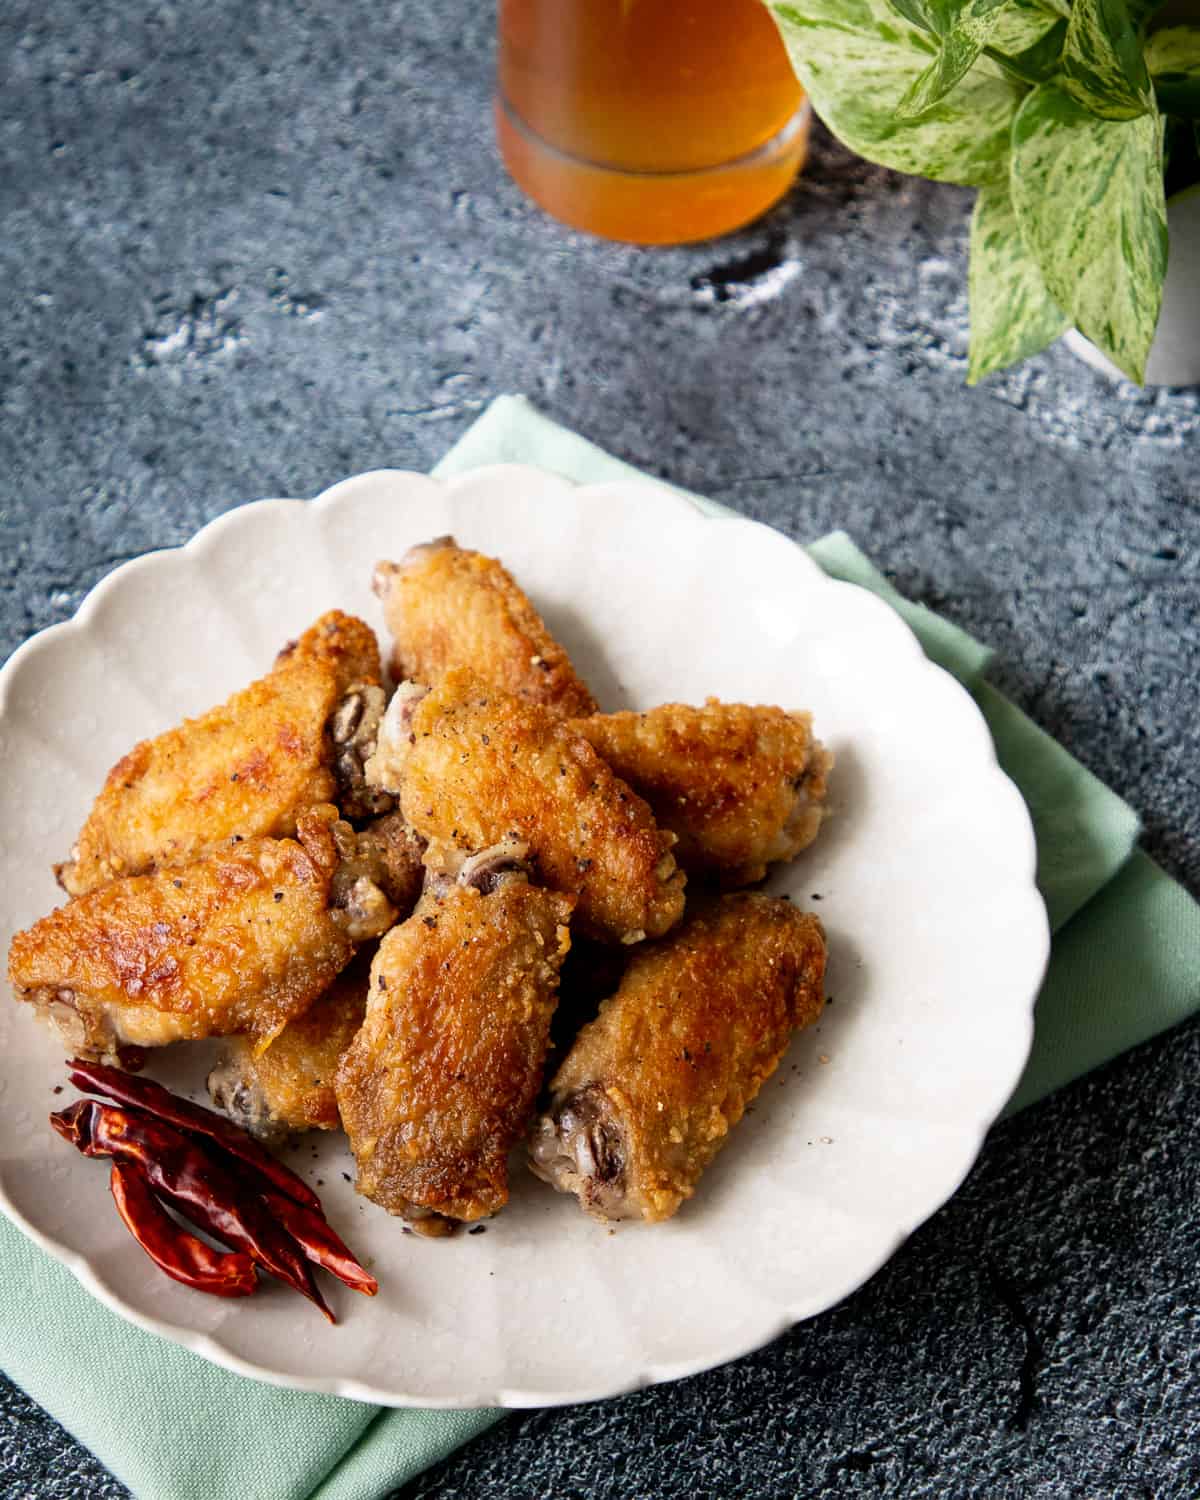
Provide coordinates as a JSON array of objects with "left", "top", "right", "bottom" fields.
[{"left": 496, "top": 0, "right": 810, "bottom": 245}]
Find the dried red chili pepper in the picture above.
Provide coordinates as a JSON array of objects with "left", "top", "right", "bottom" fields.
[
  {"left": 256, "top": 1185, "right": 378, "bottom": 1296},
  {"left": 52, "top": 1100, "right": 333, "bottom": 1323},
  {"left": 109, "top": 1160, "right": 258, "bottom": 1298},
  {"left": 67, "top": 1058, "right": 320, "bottom": 1212}
]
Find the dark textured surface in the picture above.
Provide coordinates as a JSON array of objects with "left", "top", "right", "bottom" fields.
[
  {"left": 394, "top": 1035, "right": 1200, "bottom": 1500},
  {"left": 2, "top": 2, "right": 1199, "bottom": 1497}
]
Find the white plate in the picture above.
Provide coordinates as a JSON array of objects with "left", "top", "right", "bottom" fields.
[{"left": 0, "top": 466, "right": 1048, "bottom": 1408}]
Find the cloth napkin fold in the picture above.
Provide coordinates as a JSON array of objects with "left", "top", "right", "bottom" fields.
[{"left": 3, "top": 395, "right": 1198, "bottom": 1500}]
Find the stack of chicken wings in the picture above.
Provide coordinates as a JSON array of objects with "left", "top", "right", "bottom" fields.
[{"left": 10, "top": 536, "right": 832, "bottom": 1235}]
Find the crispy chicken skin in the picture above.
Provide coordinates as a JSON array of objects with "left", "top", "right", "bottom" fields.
[
  {"left": 528, "top": 893, "right": 826, "bottom": 1223},
  {"left": 335, "top": 879, "right": 574, "bottom": 1228},
  {"left": 365, "top": 668, "right": 686, "bottom": 944},
  {"left": 274, "top": 607, "right": 382, "bottom": 683},
  {"left": 207, "top": 960, "right": 370, "bottom": 1145},
  {"left": 9, "top": 807, "right": 356, "bottom": 1063},
  {"left": 56, "top": 611, "right": 385, "bottom": 897},
  {"left": 202, "top": 816, "right": 426, "bottom": 1142},
  {"left": 373, "top": 537, "right": 597, "bottom": 719},
  {"left": 571, "top": 701, "right": 833, "bottom": 887}
]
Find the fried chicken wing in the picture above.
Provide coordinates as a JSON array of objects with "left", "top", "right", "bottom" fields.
[
  {"left": 344, "top": 811, "right": 426, "bottom": 914},
  {"left": 571, "top": 700, "right": 833, "bottom": 886},
  {"left": 529, "top": 893, "right": 826, "bottom": 1223},
  {"left": 57, "top": 611, "right": 387, "bottom": 897},
  {"left": 275, "top": 605, "right": 383, "bottom": 682},
  {"left": 10, "top": 807, "right": 360, "bottom": 1063},
  {"left": 335, "top": 876, "right": 574, "bottom": 1229},
  {"left": 203, "top": 815, "right": 427, "bottom": 1144},
  {"left": 207, "top": 960, "right": 370, "bottom": 1145},
  {"left": 373, "top": 537, "right": 597, "bottom": 719},
  {"left": 365, "top": 668, "right": 686, "bottom": 944}
]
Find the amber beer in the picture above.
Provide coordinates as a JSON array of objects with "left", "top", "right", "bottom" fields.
[{"left": 496, "top": 0, "right": 809, "bottom": 244}]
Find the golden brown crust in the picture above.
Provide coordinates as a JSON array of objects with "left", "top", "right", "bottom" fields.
[
  {"left": 538, "top": 893, "right": 826, "bottom": 1223},
  {"left": 10, "top": 807, "right": 354, "bottom": 1059},
  {"left": 571, "top": 700, "right": 832, "bottom": 886},
  {"left": 273, "top": 609, "right": 383, "bottom": 687},
  {"left": 375, "top": 538, "right": 597, "bottom": 718},
  {"left": 395, "top": 669, "right": 686, "bottom": 944},
  {"left": 335, "top": 882, "right": 574, "bottom": 1222},
  {"left": 209, "top": 961, "right": 369, "bottom": 1136},
  {"left": 58, "top": 611, "right": 384, "bottom": 897}
]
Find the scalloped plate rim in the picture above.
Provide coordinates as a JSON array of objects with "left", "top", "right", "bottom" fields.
[{"left": 0, "top": 465, "right": 1049, "bottom": 1409}]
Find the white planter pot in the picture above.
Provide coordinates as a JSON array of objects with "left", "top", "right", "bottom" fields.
[{"left": 1064, "top": 184, "right": 1200, "bottom": 387}]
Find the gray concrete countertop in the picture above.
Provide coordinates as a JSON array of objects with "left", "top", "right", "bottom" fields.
[{"left": 2, "top": 2, "right": 1198, "bottom": 1497}]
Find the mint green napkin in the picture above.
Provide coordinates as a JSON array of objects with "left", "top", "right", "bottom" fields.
[{"left": 3, "top": 395, "right": 1199, "bottom": 1499}]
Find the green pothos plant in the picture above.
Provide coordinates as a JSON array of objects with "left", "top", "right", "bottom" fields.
[{"left": 765, "top": 0, "right": 1200, "bottom": 382}]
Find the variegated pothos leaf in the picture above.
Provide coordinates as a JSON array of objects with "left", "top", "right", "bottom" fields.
[
  {"left": 994, "top": 18, "right": 1069, "bottom": 83},
  {"left": 987, "top": 0, "right": 1061, "bottom": 56},
  {"left": 1011, "top": 83, "right": 1167, "bottom": 381},
  {"left": 1146, "top": 26, "right": 1200, "bottom": 118},
  {"left": 767, "top": 0, "right": 1022, "bottom": 183},
  {"left": 887, "top": 0, "right": 994, "bottom": 34},
  {"left": 897, "top": 0, "right": 1015, "bottom": 119},
  {"left": 888, "top": 0, "right": 943, "bottom": 32},
  {"left": 967, "top": 178, "right": 1068, "bottom": 382},
  {"left": 1061, "top": 0, "right": 1153, "bottom": 120},
  {"left": 987, "top": 0, "right": 1067, "bottom": 84}
]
